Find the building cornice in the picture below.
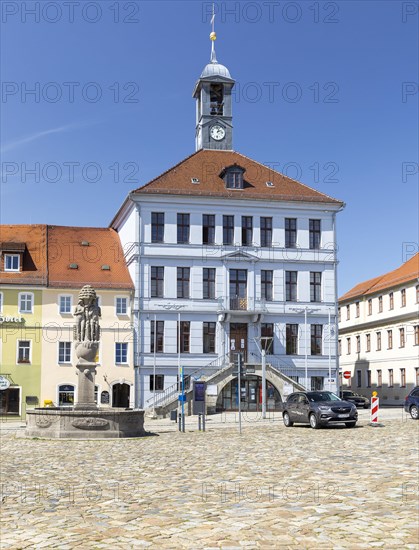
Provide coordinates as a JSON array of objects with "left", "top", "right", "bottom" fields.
[{"left": 339, "top": 311, "right": 419, "bottom": 334}]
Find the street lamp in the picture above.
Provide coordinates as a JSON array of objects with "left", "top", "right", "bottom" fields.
[
  {"left": 327, "top": 307, "right": 336, "bottom": 392},
  {"left": 289, "top": 306, "right": 320, "bottom": 390},
  {"left": 253, "top": 336, "right": 273, "bottom": 420}
]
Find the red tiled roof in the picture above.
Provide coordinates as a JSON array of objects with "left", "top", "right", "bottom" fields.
[
  {"left": 47, "top": 226, "right": 134, "bottom": 290},
  {"left": 132, "top": 149, "right": 344, "bottom": 205},
  {"left": 0, "top": 225, "right": 48, "bottom": 286},
  {"left": 339, "top": 253, "right": 419, "bottom": 302}
]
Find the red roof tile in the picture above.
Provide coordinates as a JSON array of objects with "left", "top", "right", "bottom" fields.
[
  {"left": 133, "top": 149, "right": 344, "bottom": 205},
  {"left": 47, "top": 226, "right": 134, "bottom": 290},
  {"left": 0, "top": 225, "right": 48, "bottom": 286},
  {"left": 339, "top": 253, "right": 419, "bottom": 302}
]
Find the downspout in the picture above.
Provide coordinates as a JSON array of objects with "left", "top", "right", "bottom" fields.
[
  {"left": 134, "top": 202, "right": 142, "bottom": 408},
  {"left": 333, "top": 205, "right": 345, "bottom": 394}
]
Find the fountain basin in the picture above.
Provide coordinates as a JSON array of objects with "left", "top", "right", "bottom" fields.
[{"left": 25, "top": 408, "right": 146, "bottom": 439}]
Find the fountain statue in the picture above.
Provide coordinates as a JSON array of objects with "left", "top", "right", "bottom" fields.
[
  {"left": 73, "top": 285, "right": 101, "bottom": 410},
  {"left": 25, "top": 285, "right": 145, "bottom": 438}
]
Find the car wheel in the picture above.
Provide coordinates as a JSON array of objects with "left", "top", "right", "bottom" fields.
[
  {"left": 410, "top": 405, "right": 419, "bottom": 420},
  {"left": 309, "top": 413, "right": 320, "bottom": 429},
  {"left": 364, "top": 404, "right": 370, "bottom": 409},
  {"left": 345, "top": 422, "right": 356, "bottom": 428},
  {"left": 283, "top": 412, "right": 293, "bottom": 427}
]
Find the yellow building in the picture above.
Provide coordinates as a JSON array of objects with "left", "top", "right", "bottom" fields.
[
  {"left": 0, "top": 225, "right": 46, "bottom": 416},
  {"left": 0, "top": 225, "right": 135, "bottom": 416}
]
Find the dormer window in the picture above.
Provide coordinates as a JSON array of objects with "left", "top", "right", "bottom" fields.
[
  {"left": 220, "top": 165, "right": 246, "bottom": 190},
  {"left": 1, "top": 242, "right": 25, "bottom": 272},
  {"left": 4, "top": 254, "right": 20, "bottom": 271}
]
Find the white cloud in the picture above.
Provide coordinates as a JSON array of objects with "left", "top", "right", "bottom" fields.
[{"left": 1, "top": 121, "right": 91, "bottom": 153}]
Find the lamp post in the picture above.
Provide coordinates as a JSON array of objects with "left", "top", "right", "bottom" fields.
[
  {"left": 328, "top": 308, "right": 331, "bottom": 391},
  {"left": 253, "top": 336, "right": 271, "bottom": 420},
  {"left": 289, "top": 305, "right": 320, "bottom": 390},
  {"left": 152, "top": 313, "right": 157, "bottom": 418}
]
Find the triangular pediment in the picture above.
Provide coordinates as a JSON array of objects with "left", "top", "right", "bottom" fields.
[{"left": 221, "top": 251, "right": 259, "bottom": 262}]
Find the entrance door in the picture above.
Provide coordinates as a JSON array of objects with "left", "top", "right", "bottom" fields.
[
  {"left": 216, "top": 377, "right": 282, "bottom": 411},
  {"left": 311, "top": 377, "right": 324, "bottom": 391},
  {"left": 112, "top": 383, "right": 130, "bottom": 408},
  {"left": 230, "top": 323, "right": 248, "bottom": 363},
  {"left": 0, "top": 388, "right": 20, "bottom": 414}
]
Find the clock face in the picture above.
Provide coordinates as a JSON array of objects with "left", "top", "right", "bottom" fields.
[{"left": 210, "top": 125, "right": 225, "bottom": 141}]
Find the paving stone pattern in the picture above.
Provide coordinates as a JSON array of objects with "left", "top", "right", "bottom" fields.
[{"left": 1, "top": 414, "right": 418, "bottom": 549}]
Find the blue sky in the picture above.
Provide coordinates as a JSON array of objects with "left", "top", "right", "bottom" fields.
[{"left": 1, "top": 0, "right": 418, "bottom": 294}]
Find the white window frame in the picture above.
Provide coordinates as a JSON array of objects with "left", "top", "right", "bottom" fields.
[
  {"left": 57, "top": 384, "right": 76, "bottom": 407},
  {"left": 17, "top": 339, "right": 32, "bottom": 364},
  {"left": 115, "top": 342, "right": 128, "bottom": 364},
  {"left": 0, "top": 292, "right": 3, "bottom": 313},
  {"left": 115, "top": 296, "right": 128, "bottom": 316},
  {"left": 18, "top": 292, "right": 34, "bottom": 314},
  {"left": 4, "top": 254, "right": 20, "bottom": 272},
  {"left": 58, "top": 341, "right": 72, "bottom": 364},
  {"left": 59, "top": 295, "right": 73, "bottom": 315}
]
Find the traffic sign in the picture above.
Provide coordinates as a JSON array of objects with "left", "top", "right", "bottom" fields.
[{"left": 343, "top": 371, "right": 351, "bottom": 379}]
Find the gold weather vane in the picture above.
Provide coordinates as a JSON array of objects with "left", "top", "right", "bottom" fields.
[{"left": 210, "top": 3, "right": 217, "bottom": 63}]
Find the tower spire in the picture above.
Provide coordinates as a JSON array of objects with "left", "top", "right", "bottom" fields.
[{"left": 210, "top": 3, "right": 217, "bottom": 63}]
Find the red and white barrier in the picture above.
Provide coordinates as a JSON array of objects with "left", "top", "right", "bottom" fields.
[{"left": 371, "top": 396, "right": 379, "bottom": 424}]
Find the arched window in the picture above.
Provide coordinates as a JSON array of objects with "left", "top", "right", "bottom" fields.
[{"left": 58, "top": 384, "right": 75, "bottom": 407}]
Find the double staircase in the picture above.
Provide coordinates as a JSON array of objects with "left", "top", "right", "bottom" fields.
[{"left": 145, "top": 354, "right": 306, "bottom": 417}]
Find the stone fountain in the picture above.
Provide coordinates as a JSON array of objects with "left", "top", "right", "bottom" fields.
[{"left": 26, "top": 285, "right": 145, "bottom": 438}]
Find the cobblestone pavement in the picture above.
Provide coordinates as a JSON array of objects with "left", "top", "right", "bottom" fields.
[{"left": 1, "top": 411, "right": 418, "bottom": 549}]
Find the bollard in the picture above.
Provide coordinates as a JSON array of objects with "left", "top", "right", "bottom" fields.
[
  {"left": 198, "top": 414, "right": 202, "bottom": 431},
  {"left": 178, "top": 413, "right": 182, "bottom": 432},
  {"left": 202, "top": 413, "right": 206, "bottom": 432},
  {"left": 182, "top": 412, "right": 185, "bottom": 433},
  {"left": 371, "top": 396, "right": 379, "bottom": 424},
  {"left": 370, "top": 391, "right": 383, "bottom": 426}
]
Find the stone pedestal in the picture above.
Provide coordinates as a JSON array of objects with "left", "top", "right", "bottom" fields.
[
  {"left": 75, "top": 362, "right": 97, "bottom": 410},
  {"left": 25, "top": 408, "right": 146, "bottom": 439}
]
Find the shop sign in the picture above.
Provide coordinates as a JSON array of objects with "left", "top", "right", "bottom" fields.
[
  {"left": 0, "top": 376, "right": 11, "bottom": 390},
  {"left": 0, "top": 315, "right": 24, "bottom": 324}
]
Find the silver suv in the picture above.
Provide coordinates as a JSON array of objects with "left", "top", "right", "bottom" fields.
[{"left": 282, "top": 391, "right": 358, "bottom": 429}]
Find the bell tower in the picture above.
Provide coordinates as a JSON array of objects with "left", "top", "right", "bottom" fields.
[{"left": 192, "top": 16, "right": 235, "bottom": 151}]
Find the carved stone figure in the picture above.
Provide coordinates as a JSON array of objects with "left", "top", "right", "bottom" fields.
[
  {"left": 72, "top": 285, "right": 101, "bottom": 410},
  {"left": 73, "top": 285, "right": 101, "bottom": 343}
]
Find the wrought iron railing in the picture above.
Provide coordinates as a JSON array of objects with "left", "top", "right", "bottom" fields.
[
  {"left": 230, "top": 297, "right": 248, "bottom": 310},
  {"left": 144, "top": 353, "right": 230, "bottom": 410}
]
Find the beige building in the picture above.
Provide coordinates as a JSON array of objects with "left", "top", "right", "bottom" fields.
[
  {"left": 339, "top": 254, "right": 419, "bottom": 405},
  {"left": 41, "top": 226, "right": 135, "bottom": 408}
]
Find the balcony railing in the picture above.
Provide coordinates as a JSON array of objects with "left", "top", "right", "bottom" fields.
[
  {"left": 216, "top": 297, "right": 271, "bottom": 312},
  {"left": 230, "top": 297, "right": 248, "bottom": 311}
]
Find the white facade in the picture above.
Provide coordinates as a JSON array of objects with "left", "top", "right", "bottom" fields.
[
  {"left": 339, "top": 275, "right": 419, "bottom": 405},
  {"left": 113, "top": 193, "right": 343, "bottom": 410}
]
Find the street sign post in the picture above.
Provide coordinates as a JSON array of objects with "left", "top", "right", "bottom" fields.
[
  {"left": 232, "top": 353, "right": 243, "bottom": 435},
  {"left": 178, "top": 367, "right": 185, "bottom": 432}
]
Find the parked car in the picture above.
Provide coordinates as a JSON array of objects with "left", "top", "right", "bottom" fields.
[
  {"left": 339, "top": 390, "right": 370, "bottom": 409},
  {"left": 404, "top": 387, "right": 419, "bottom": 420},
  {"left": 282, "top": 391, "right": 358, "bottom": 429}
]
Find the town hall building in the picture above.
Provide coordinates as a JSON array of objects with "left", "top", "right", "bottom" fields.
[{"left": 111, "top": 32, "right": 344, "bottom": 413}]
